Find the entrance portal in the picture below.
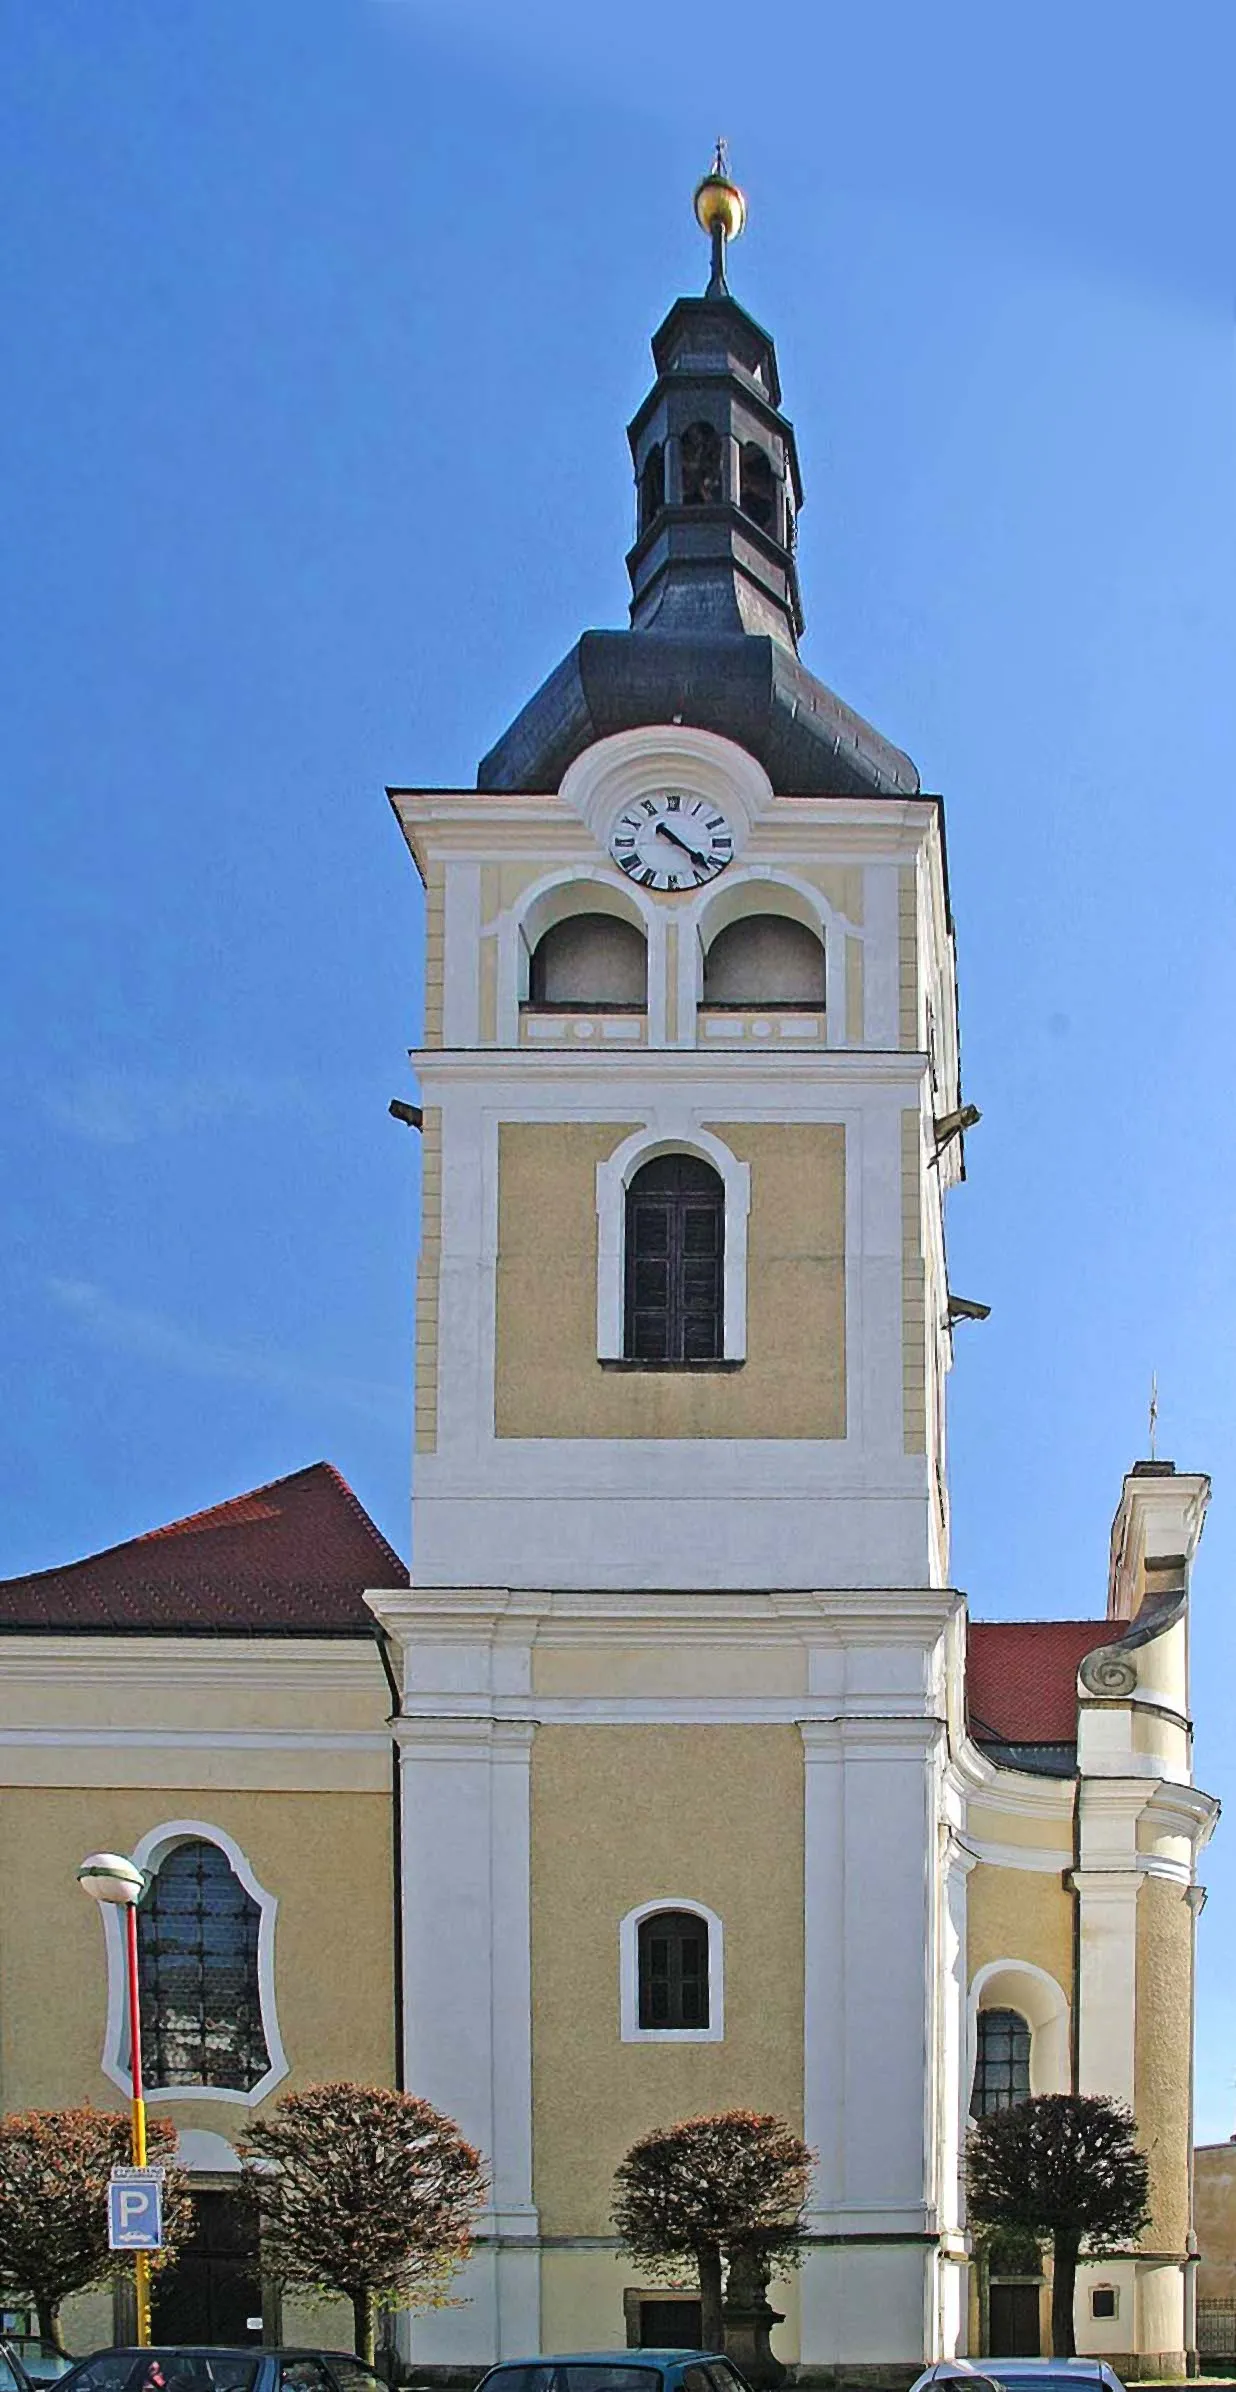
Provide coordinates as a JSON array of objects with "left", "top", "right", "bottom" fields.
[{"left": 151, "top": 2191, "right": 262, "bottom": 2345}]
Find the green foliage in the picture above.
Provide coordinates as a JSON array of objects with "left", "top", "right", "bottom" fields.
[
  {"left": 241, "top": 2084, "right": 488, "bottom": 2363},
  {"left": 0, "top": 2107, "right": 189, "bottom": 2347},
  {"left": 967, "top": 2093, "right": 1150, "bottom": 2357},
  {"left": 613, "top": 2111, "right": 814, "bottom": 2354},
  {"left": 967, "top": 2094, "right": 1150, "bottom": 2248}
]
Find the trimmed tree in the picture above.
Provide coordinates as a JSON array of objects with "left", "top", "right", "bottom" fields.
[
  {"left": 967, "top": 2093, "right": 1150, "bottom": 2356},
  {"left": 0, "top": 2106, "right": 189, "bottom": 2349},
  {"left": 613, "top": 2111, "right": 814, "bottom": 2355},
  {"left": 241, "top": 2084, "right": 488, "bottom": 2364}
]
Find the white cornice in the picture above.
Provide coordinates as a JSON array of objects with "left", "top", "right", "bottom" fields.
[
  {"left": 0, "top": 1638, "right": 386, "bottom": 1690},
  {"left": 368, "top": 1583, "right": 962, "bottom": 1646},
  {"left": 411, "top": 1046, "right": 928, "bottom": 1082},
  {"left": 946, "top": 1738, "right": 1078, "bottom": 1821}
]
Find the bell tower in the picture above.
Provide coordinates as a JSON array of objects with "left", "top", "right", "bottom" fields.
[{"left": 376, "top": 163, "right": 974, "bottom": 2381}]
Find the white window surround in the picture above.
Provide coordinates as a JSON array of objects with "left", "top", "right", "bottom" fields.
[
  {"left": 498, "top": 867, "right": 663, "bottom": 1044},
  {"left": 98, "top": 1818, "right": 289, "bottom": 2108},
  {"left": 967, "top": 1958, "right": 1070, "bottom": 2106},
  {"left": 619, "top": 1898, "right": 725, "bottom": 2043},
  {"left": 682, "top": 868, "right": 860, "bottom": 1046},
  {"left": 596, "top": 1125, "right": 751, "bottom": 1362}
]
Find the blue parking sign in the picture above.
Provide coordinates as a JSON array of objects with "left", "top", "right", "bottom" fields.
[{"left": 108, "top": 2179, "right": 163, "bottom": 2251}]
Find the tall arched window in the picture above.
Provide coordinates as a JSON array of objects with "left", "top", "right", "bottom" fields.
[
  {"left": 624, "top": 1154, "right": 724, "bottom": 1363},
  {"left": 137, "top": 1839, "right": 272, "bottom": 2093},
  {"left": 971, "top": 2006, "right": 1031, "bottom": 2117},
  {"left": 681, "top": 422, "right": 722, "bottom": 507},
  {"left": 638, "top": 1909, "right": 710, "bottom": 2030}
]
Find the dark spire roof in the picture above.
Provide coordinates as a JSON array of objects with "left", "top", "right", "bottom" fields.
[{"left": 479, "top": 169, "right": 919, "bottom": 799}]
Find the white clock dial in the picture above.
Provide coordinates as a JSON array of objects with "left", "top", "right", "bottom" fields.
[{"left": 609, "top": 791, "right": 734, "bottom": 891}]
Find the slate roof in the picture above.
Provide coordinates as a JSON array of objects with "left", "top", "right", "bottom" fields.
[
  {"left": 0, "top": 1463, "right": 407, "bottom": 1635},
  {"left": 966, "top": 1618, "right": 1111, "bottom": 1746}
]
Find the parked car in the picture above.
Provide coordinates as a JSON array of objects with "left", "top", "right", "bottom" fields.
[
  {"left": 474, "top": 2355, "right": 754, "bottom": 2392},
  {"left": 909, "top": 2361, "right": 1127, "bottom": 2392},
  {"left": 1, "top": 2346, "right": 77, "bottom": 2392},
  {"left": 52, "top": 2352, "right": 388, "bottom": 2392}
]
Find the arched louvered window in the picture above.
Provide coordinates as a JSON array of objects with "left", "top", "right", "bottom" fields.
[
  {"left": 624, "top": 1154, "right": 724, "bottom": 1363},
  {"left": 681, "top": 421, "right": 722, "bottom": 506},
  {"left": 638, "top": 1909, "right": 710, "bottom": 2030},
  {"left": 739, "top": 442, "right": 775, "bottom": 532},
  {"left": 971, "top": 2006, "right": 1031, "bottom": 2117},
  {"left": 638, "top": 443, "right": 665, "bottom": 534},
  {"left": 137, "top": 1839, "right": 272, "bottom": 2092}
]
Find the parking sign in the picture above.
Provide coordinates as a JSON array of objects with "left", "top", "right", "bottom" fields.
[{"left": 108, "top": 2178, "right": 163, "bottom": 2251}]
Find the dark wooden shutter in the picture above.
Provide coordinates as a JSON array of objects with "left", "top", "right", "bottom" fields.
[
  {"left": 637, "top": 1909, "right": 710, "bottom": 2029},
  {"left": 625, "top": 1155, "right": 723, "bottom": 1362}
]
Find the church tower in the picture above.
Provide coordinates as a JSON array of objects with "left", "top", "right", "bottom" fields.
[{"left": 374, "top": 164, "right": 975, "bottom": 2379}]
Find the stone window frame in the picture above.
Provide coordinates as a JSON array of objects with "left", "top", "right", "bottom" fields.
[
  {"left": 619, "top": 1897, "right": 725, "bottom": 2044},
  {"left": 97, "top": 1818, "right": 289, "bottom": 2108}
]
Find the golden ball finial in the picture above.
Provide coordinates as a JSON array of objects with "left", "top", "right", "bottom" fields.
[{"left": 694, "top": 139, "right": 746, "bottom": 245}]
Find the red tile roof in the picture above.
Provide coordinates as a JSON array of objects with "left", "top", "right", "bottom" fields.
[
  {"left": 967, "top": 1618, "right": 1111, "bottom": 1744},
  {"left": 0, "top": 1463, "right": 407, "bottom": 1635}
]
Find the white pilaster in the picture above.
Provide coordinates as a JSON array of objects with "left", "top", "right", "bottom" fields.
[
  {"left": 397, "top": 1716, "right": 539, "bottom": 2363},
  {"left": 800, "top": 1713, "right": 950, "bottom": 2366}
]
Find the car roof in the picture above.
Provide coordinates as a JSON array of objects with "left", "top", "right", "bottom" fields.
[{"left": 484, "top": 2359, "right": 717, "bottom": 2370}]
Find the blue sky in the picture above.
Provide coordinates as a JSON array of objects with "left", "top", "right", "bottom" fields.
[{"left": 3, "top": 3, "right": 1234, "bottom": 2130}]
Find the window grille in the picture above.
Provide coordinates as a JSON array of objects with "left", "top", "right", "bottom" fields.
[
  {"left": 624, "top": 1155, "right": 724, "bottom": 1363},
  {"left": 971, "top": 2006, "right": 1031, "bottom": 2116},
  {"left": 637, "top": 1909, "right": 709, "bottom": 2030},
  {"left": 137, "top": 1839, "right": 271, "bottom": 2092}
]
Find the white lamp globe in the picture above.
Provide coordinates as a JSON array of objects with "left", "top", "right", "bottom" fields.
[{"left": 78, "top": 1851, "right": 146, "bottom": 1906}]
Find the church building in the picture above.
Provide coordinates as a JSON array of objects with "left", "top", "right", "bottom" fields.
[{"left": 0, "top": 166, "right": 1219, "bottom": 2386}]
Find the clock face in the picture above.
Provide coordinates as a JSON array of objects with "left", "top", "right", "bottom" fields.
[{"left": 609, "top": 791, "right": 734, "bottom": 892}]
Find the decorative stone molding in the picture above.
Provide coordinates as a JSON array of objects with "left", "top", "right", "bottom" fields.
[
  {"left": 97, "top": 1818, "right": 288, "bottom": 2108},
  {"left": 559, "top": 723, "right": 773, "bottom": 851}
]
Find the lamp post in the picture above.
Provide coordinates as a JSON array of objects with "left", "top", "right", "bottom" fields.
[{"left": 78, "top": 1852, "right": 152, "bottom": 2346}]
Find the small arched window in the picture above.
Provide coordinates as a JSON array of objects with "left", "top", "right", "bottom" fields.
[
  {"left": 528, "top": 914, "right": 647, "bottom": 1009},
  {"left": 703, "top": 915, "right": 826, "bottom": 1009},
  {"left": 971, "top": 2007, "right": 1031, "bottom": 2117},
  {"left": 624, "top": 1154, "right": 724, "bottom": 1363},
  {"left": 137, "top": 1839, "right": 272, "bottom": 2093},
  {"left": 638, "top": 443, "right": 665, "bottom": 534},
  {"left": 638, "top": 1909, "right": 710, "bottom": 2030},
  {"left": 681, "top": 422, "right": 723, "bottom": 507},
  {"left": 739, "top": 442, "right": 775, "bottom": 532}
]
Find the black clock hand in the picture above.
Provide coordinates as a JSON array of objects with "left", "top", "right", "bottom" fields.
[{"left": 656, "top": 821, "right": 710, "bottom": 864}]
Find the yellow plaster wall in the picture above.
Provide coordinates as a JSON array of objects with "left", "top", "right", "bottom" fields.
[
  {"left": 531, "top": 1640, "right": 807, "bottom": 1700},
  {"left": 1195, "top": 2145, "right": 1236, "bottom": 2299},
  {"left": 414, "top": 1104, "right": 443, "bottom": 1456},
  {"left": 494, "top": 1121, "right": 845, "bottom": 1440},
  {"left": 846, "top": 936, "right": 864, "bottom": 1044},
  {"left": 423, "top": 862, "right": 446, "bottom": 1047},
  {"left": 1135, "top": 1877, "right": 1192, "bottom": 2252},
  {"left": 898, "top": 866, "right": 919, "bottom": 1050},
  {"left": 530, "top": 1725, "right": 804, "bottom": 2235},
  {"left": 967, "top": 1861, "right": 1074, "bottom": 1996},
  {"left": 0, "top": 1788, "right": 394, "bottom": 2115}
]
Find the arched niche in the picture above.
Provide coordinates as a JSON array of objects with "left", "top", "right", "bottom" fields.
[{"left": 968, "top": 1958, "right": 1070, "bottom": 2104}]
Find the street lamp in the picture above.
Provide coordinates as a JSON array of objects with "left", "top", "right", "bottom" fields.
[{"left": 78, "top": 1852, "right": 152, "bottom": 2347}]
